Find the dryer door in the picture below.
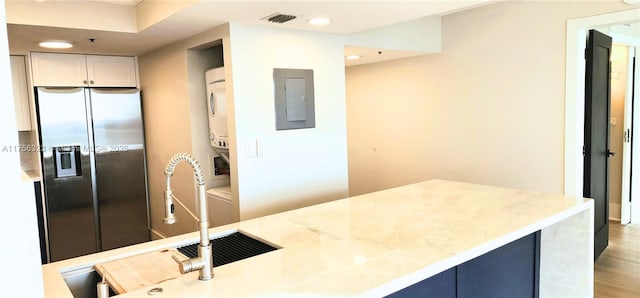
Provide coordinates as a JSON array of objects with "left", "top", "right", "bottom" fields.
[{"left": 207, "top": 81, "right": 228, "bottom": 148}]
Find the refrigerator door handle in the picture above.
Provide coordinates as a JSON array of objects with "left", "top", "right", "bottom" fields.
[{"left": 85, "top": 89, "right": 103, "bottom": 252}]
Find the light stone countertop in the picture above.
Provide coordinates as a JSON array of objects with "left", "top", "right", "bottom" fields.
[{"left": 42, "top": 179, "right": 592, "bottom": 297}]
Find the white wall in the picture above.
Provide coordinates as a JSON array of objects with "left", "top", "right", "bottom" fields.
[
  {"left": 229, "top": 23, "right": 349, "bottom": 220},
  {"left": 346, "top": 16, "right": 441, "bottom": 53},
  {"left": 346, "top": 0, "right": 633, "bottom": 196},
  {"left": 0, "top": 1, "right": 44, "bottom": 295},
  {"left": 346, "top": 57, "right": 439, "bottom": 194}
]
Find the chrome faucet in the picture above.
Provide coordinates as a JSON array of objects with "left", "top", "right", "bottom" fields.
[{"left": 163, "top": 153, "right": 213, "bottom": 280}]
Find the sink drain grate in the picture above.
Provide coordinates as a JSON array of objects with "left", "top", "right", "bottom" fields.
[{"left": 176, "top": 232, "right": 278, "bottom": 267}]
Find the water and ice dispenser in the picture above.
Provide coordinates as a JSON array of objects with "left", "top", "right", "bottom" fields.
[{"left": 54, "top": 145, "right": 81, "bottom": 178}]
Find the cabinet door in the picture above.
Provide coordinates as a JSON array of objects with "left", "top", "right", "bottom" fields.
[
  {"left": 10, "top": 55, "right": 32, "bottom": 131},
  {"left": 30, "top": 52, "right": 87, "bottom": 87},
  {"left": 86, "top": 55, "right": 137, "bottom": 87},
  {"left": 457, "top": 232, "right": 540, "bottom": 298},
  {"left": 386, "top": 267, "right": 456, "bottom": 298}
]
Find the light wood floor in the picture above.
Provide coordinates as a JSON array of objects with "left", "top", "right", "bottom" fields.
[{"left": 594, "top": 222, "right": 640, "bottom": 297}]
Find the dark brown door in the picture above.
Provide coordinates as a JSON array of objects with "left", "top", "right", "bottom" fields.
[{"left": 584, "top": 29, "right": 613, "bottom": 260}]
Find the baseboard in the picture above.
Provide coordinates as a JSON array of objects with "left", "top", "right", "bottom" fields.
[
  {"left": 610, "top": 203, "right": 621, "bottom": 222},
  {"left": 150, "top": 229, "right": 167, "bottom": 240}
]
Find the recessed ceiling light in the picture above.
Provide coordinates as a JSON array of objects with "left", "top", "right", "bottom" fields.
[
  {"left": 345, "top": 55, "right": 361, "bottom": 60},
  {"left": 308, "top": 18, "right": 331, "bottom": 26},
  {"left": 39, "top": 41, "right": 73, "bottom": 49}
]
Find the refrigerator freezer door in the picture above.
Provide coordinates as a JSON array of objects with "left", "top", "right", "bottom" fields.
[
  {"left": 37, "top": 87, "right": 97, "bottom": 262},
  {"left": 90, "top": 88, "right": 150, "bottom": 250}
]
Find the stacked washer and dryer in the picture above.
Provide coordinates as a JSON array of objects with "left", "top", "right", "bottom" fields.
[{"left": 204, "top": 67, "right": 233, "bottom": 227}]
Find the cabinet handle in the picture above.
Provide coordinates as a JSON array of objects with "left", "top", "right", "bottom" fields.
[
  {"left": 83, "top": 80, "right": 88, "bottom": 84},
  {"left": 90, "top": 80, "right": 95, "bottom": 84}
]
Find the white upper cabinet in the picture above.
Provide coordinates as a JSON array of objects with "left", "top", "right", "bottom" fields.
[
  {"left": 31, "top": 53, "right": 88, "bottom": 87},
  {"left": 86, "top": 55, "right": 137, "bottom": 87},
  {"left": 10, "top": 56, "right": 32, "bottom": 131},
  {"left": 31, "top": 53, "right": 137, "bottom": 87}
]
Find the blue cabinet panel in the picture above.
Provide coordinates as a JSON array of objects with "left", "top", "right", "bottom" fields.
[
  {"left": 386, "top": 267, "right": 456, "bottom": 298},
  {"left": 387, "top": 231, "right": 540, "bottom": 298},
  {"left": 457, "top": 232, "right": 540, "bottom": 298}
]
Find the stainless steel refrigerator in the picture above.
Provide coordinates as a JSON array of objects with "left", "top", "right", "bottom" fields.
[{"left": 36, "top": 87, "right": 150, "bottom": 262}]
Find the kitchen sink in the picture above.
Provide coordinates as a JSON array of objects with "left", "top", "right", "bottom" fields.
[
  {"left": 61, "top": 231, "right": 278, "bottom": 298},
  {"left": 63, "top": 267, "right": 115, "bottom": 298},
  {"left": 177, "top": 231, "right": 279, "bottom": 267}
]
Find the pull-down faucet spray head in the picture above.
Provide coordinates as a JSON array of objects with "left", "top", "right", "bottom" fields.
[
  {"left": 163, "top": 165, "right": 178, "bottom": 225},
  {"left": 163, "top": 188, "right": 176, "bottom": 225}
]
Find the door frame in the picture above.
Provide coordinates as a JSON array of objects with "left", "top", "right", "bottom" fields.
[
  {"left": 617, "top": 40, "right": 638, "bottom": 224},
  {"left": 564, "top": 8, "right": 640, "bottom": 224}
]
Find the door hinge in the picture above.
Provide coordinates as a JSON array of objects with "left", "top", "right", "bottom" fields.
[
  {"left": 583, "top": 145, "right": 586, "bottom": 157},
  {"left": 624, "top": 129, "right": 631, "bottom": 143}
]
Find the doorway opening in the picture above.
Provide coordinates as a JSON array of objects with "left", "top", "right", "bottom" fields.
[
  {"left": 604, "top": 27, "right": 638, "bottom": 224},
  {"left": 564, "top": 8, "right": 640, "bottom": 225}
]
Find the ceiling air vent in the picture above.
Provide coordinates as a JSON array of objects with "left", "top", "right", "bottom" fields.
[{"left": 262, "top": 13, "right": 297, "bottom": 24}]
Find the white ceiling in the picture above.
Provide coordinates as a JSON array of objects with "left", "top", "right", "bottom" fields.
[
  {"left": 39, "top": 0, "right": 143, "bottom": 6},
  {"left": 91, "top": 0, "right": 142, "bottom": 5},
  {"left": 7, "top": 0, "right": 498, "bottom": 63},
  {"left": 605, "top": 22, "right": 640, "bottom": 37}
]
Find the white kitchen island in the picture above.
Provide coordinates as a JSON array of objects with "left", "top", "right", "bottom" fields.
[{"left": 42, "top": 179, "right": 593, "bottom": 297}]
